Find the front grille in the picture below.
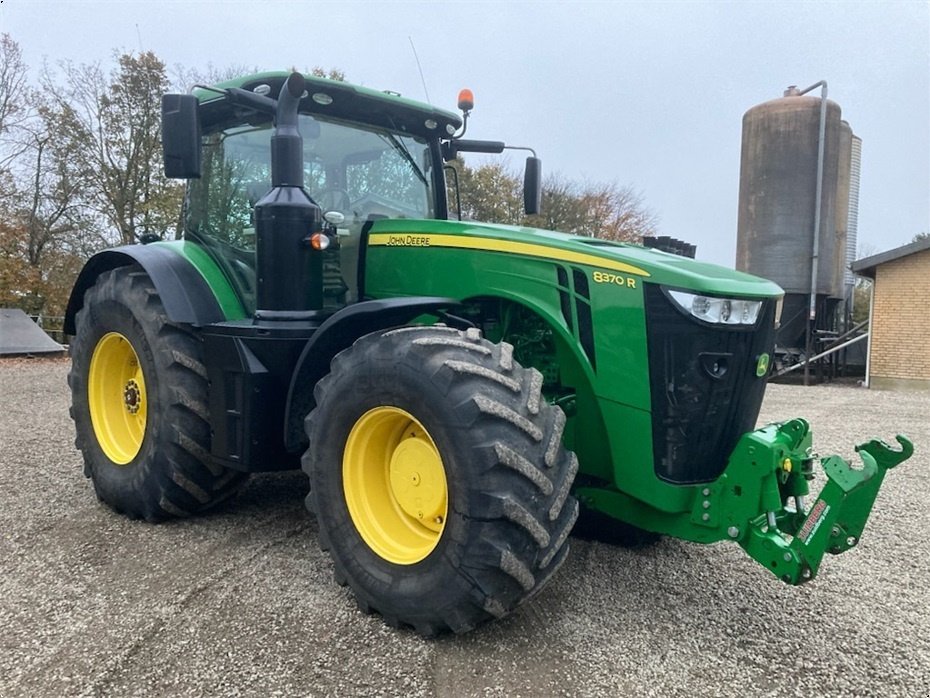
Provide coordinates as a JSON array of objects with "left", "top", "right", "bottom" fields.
[{"left": 643, "top": 283, "right": 775, "bottom": 484}]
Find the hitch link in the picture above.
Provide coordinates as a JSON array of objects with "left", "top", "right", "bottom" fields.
[{"left": 728, "top": 420, "right": 913, "bottom": 585}]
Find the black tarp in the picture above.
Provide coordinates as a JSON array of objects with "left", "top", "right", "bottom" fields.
[{"left": 0, "top": 308, "right": 66, "bottom": 356}]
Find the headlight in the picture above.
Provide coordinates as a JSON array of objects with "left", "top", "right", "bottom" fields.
[
  {"left": 667, "top": 289, "right": 762, "bottom": 325},
  {"left": 774, "top": 295, "right": 784, "bottom": 328}
]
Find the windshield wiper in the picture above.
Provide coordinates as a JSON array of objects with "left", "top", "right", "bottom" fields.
[{"left": 380, "top": 134, "right": 428, "bottom": 185}]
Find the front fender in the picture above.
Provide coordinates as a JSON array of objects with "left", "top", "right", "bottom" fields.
[{"left": 283, "top": 297, "right": 461, "bottom": 452}]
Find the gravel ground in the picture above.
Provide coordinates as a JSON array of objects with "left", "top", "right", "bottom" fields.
[{"left": 1, "top": 357, "right": 928, "bottom": 697}]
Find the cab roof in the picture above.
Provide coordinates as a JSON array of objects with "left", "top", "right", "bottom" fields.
[{"left": 195, "top": 71, "right": 463, "bottom": 140}]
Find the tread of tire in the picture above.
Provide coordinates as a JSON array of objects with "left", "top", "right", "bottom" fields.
[
  {"left": 69, "top": 265, "right": 247, "bottom": 521},
  {"left": 303, "top": 325, "right": 579, "bottom": 635}
]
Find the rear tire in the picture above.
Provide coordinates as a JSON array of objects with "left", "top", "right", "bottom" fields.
[
  {"left": 303, "top": 326, "right": 579, "bottom": 635},
  {"left": 68, "top": 265, "right": 247, "bottom": 521}
]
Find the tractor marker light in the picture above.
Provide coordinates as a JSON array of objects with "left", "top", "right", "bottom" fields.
[
  {"left": 774, "top": 295, "right": 784, "bottom": 328},
  {"left": 667, "top": 290, "right": 762, "bottom": 325},
  {"left": 323, "top": 211, "right": 345, "bottom": 226},
  {"left": 309, "top": 233, "right": 330, "bottom": 251},
  {"left": 458, "top": 88, "right": 474, "bottom": 112}
]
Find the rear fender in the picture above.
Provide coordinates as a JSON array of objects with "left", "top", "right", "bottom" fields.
[{"left": 64, "top": 245, "right": 226, "bottom": 335}]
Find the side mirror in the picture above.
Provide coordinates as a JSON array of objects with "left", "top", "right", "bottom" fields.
[
  {"left": 161, "top": 94, "right": 202, "bottom": 179},
  {"left": 524, "top": 156, "right": 542, "bottom": 215}
]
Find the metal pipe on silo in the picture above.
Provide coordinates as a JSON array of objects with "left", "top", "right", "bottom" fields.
[
  {"left": 835, "top": 122, "right": 853, "bottom": 306},
  {"left": 797, "top": 80, "right": 828, "bottom": 386},
  {"left": 846, "top": 136, "right": 862, "bottom": 309}
]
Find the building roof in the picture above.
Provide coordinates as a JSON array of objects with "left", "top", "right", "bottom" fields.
[{"left": 851, "top": 238, "right": 930, "bottom": 279}]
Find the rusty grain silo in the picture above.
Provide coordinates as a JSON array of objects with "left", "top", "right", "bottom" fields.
[{"left": 735, "top": 87, "right": 856, "bottom": 349}]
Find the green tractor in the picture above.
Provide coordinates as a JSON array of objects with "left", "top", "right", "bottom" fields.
[{"left": 65, "top": 71, "right": 912, "bottom": 636}]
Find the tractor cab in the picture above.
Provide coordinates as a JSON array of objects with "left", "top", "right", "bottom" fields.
[
  {"left": 186, "top": 110, "right": 439, "bottom": 311},
  {"left": 164, "top": 71, "right": 540, "bottom": 317},
  {"left": 177, "top": 73, "right": 454, "bottom": 314}
]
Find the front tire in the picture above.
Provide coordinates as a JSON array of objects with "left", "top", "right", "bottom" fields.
[
  {"left": 303, "top": 326, "right": 579, "bottom": 635},
  {"left": 68, "top": 265, "right": 247, "bottom": 521}
]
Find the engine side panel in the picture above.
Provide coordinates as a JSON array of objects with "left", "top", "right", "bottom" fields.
[{"left": 361, "top": 219, "right": 780, "bottom": 515}]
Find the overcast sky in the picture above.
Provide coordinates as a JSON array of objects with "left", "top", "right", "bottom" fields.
[{"left": 2, "top": 0, "right": 927, "bottom": 267}]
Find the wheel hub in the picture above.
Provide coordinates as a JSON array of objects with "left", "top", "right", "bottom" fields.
[
  {"left": 88, "top": 332, "right": 147, "bottom": 465},
  {"left": 389, "top": 436, "right": 446, "bottom": 526},
  {"left": 343, "top": 406, "right": 448, "bottom": 565},
  {"left": 123, "top": 379, "right": 142, "bottom": 414}
]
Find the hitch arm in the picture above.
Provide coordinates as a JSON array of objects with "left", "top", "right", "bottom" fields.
[{"left": 737, "top": 427, "right": 913, "bottom": 584}]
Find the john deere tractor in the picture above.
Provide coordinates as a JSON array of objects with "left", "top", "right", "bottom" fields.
[{"left": 65, "top": 71, "right": 912, "bottom": 636}]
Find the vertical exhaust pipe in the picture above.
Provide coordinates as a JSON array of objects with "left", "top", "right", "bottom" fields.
[
  {"left": 254, "top": 73, "right": 324, "bottom": 316},
  {"left": 271, "top": 73, "right": 306, "bottom": 187}
]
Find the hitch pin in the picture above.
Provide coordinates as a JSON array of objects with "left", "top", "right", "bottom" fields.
[
  {"left": 796, "top": 495, "right": 807, "bottom": 516},
  {"left": 766, "top": 511, "right": 777, "bottom": 529}
]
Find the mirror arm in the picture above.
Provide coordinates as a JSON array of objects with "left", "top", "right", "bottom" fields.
[{"left": 502, "top": 145, "right": 537, "bottom": 158}]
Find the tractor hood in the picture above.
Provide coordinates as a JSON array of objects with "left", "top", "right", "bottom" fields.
[{"left": 368, "top": 219, "right": 784, "bottom": 299}]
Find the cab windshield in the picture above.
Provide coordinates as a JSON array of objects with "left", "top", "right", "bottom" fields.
[{"left": 185, "top": 113, "right": 437, "bottom": 312}]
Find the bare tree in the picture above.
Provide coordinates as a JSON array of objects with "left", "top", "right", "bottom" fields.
[
  {"left": 0, "top": 34, "right": 29, "bottom": 148},
  {"left": 0, "top": 34, "right": 31, "bottom": 189},
  {"left": 449, "top": 158, "right": 658, "bottom": 242},
  {"left": 581, "top": 182, "right": 658, "bottom": 243},
  {"left": 531, "top": 173, "right": 589, "bottom": 234},
  {"left": 171, "top": 62, "right": 261, "bottom": 92},
  {"left": 309, "top": 66, "right": 346, "bottom": 81},
  {"left": 528, "top": 175, "right": 657, "bottom": 242},
  {"left": 44, "top": 51, "right": 183, "bottom": 245},
  {"left": 0, "top": 85, "right": 100, "bottom": 315}
]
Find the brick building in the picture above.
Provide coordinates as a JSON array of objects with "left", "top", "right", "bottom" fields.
[{"left": 851, "top": 238, "right": 930, "bottom": 390}]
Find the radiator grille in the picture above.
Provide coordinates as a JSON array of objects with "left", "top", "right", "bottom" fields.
[{"left": 644, "top": 284, "right": 775, "bottom": 484}]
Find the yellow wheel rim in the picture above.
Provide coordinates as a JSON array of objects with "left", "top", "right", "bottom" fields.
[
  {"left": 88, "top": 332, "right": 147, "bottom": 465},
  {"left": 343, "top": 407, "right": 448, "bottom": 565}
]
